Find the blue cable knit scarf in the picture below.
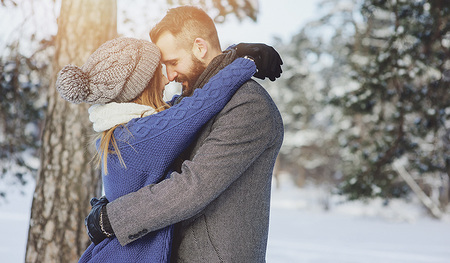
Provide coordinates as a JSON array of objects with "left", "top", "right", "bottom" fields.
[{"left": 78, "top": 58, "right": 256, "bottom": 263}]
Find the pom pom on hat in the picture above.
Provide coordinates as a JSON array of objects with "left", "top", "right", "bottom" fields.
[{"left": 56, "top": 64, "right": 90, "bottom": 104}]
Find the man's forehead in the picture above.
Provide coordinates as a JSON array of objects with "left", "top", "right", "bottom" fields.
[{"left": 155, "top": 32, "right": 182, "bottom": 62}]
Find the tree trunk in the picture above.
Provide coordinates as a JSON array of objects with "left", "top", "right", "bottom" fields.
[
  {"left": 25, "top": 1, "right": 117, "bottom": 262},
  {"left": 393, "top": 161, "right": 443, "bottom": 219}
]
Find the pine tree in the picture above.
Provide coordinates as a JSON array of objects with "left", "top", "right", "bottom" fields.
[
  {"left": 266, "top": 23, "right": 344, "bottom": 190},
  {"left": 0, "top": 44, "right": 48, "bottom": 199},
  {"left": 273, "top": 0, "right": 449, "bottom": 213},
  {"left": 331, "top": 0, "right": 450, "bottom": 206},
  {"left": 0, "top": 1, "right": 52, "bottom": 200}
]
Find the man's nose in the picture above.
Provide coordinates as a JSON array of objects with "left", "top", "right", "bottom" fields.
[{"left": 166, "top": 69, "right": 177, "bottom": 82}]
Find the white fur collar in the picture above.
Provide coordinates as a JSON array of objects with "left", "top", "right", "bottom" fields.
[{"left": 88, "top": 102, "right": 157, "bottom": 132}]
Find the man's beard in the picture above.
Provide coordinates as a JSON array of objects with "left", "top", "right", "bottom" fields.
[{"left": 176, "top": 54, "right": 206, "bottom": 97}]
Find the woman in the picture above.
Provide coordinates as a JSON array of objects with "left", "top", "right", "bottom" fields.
[{"left": 56, "top": 37, "right": 257, "bottom": 262}]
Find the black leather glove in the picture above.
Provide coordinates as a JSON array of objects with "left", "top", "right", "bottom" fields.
[
  {"left": 234, "top": 43, "right": 283, "bottom": 81},
  {"left": 85, "top": 196, "right": 112, "bottom": 245}
]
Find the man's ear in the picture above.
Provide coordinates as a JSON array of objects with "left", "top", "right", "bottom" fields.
[{"left": 192, "top": 38, "right": 208, "bottom": 60}]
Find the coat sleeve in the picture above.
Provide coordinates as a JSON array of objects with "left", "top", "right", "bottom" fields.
[{"left": 107, "top": 81, "right": 283, "bottom": 246}]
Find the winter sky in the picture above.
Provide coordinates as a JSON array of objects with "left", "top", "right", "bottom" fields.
[{"left": 215, "top": 0, "right": 322, "bottom": 46}]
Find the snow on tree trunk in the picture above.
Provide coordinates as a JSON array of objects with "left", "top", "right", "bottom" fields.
[
  {"left": 25, "top": 0, "right": 117, "bottom": 262},
  {"left": 393, "top": 160, "right": 443, "bottom": 219}
]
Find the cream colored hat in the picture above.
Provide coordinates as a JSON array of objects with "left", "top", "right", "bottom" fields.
[{"left": 56, "top": 37, "right": 161, "bottom": 104}]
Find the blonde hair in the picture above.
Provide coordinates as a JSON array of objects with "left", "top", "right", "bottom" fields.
[{"left": 95, "top": 65, "right": 169, "bottom": 174}]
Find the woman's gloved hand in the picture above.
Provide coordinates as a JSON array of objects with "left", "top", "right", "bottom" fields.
[
  {"left": 234, "top": 43, "right": 283, "bottom": 81},
  {"left": 85, "top": 196, "right": 113, "bottom": 245}
]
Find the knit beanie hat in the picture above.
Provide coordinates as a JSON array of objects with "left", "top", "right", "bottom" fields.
[{"left": 56, "top": 37, "right": 161, "bottom": 104}]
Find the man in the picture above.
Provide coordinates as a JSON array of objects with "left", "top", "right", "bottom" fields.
[{"left": 87, "top": 6, "right": 284, "bottom": 262}]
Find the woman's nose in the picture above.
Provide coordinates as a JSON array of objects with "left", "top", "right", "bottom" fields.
[{"left": 163, "top": 75, "right": 169, "bottom": 85}]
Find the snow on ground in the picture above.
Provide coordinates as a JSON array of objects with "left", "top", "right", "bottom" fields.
[
  {"left": 0, "top": 178, "right": 35, "bottom": 263},
  {"left": 267, "top": 174, "right": 450, "bottom": 263},
  {"left": 1, "top": 173, "right": 450, "bottom": 263}
]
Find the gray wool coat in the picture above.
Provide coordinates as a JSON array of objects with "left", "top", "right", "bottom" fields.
[{"left": 106, "top": 79, "right": 284, "bottom": 263}]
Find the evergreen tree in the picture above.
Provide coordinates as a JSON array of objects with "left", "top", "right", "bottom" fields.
[
  {"left": 0, "top": 23, "right": 51, "bottom": 199},
  {"left": 330, "top": 0, "right": 449, "bottom": 206},
  {"left": 0, "top": 49, "right": 46, "bottom": 189},
  {"left": 266, "top": 23, "right": 344, "bottom": 190},
  {"left": 272, "top": 0, "right": 449, "bottom": 214}
]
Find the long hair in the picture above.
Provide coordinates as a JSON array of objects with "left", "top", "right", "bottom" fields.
[{"left": 95, "top": 65, "right": 169, "bottom": 174}]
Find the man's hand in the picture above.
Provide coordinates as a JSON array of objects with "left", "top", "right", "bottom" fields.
[
  {"left": 85, "top": 196, "right": 111, "bottom": 245},
  {"left": 234, "top": 43, "right": 283, "bottom": 81}
]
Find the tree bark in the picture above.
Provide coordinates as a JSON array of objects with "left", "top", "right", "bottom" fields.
[{"left": 25, "top": 1, "right": 117, "bottom": 262}]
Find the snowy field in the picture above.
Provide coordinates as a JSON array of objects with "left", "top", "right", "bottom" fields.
[{"left": 1, "top": 173, "right": 450, "bottom": 263}]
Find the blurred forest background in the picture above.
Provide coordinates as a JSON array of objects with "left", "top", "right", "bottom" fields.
[{"left": 0, "top": 0, "right": 449, "bottom": 261}]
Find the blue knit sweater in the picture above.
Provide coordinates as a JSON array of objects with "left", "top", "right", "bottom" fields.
[{"left": 78, "top": 58, "right": 256, "bottom": 263}]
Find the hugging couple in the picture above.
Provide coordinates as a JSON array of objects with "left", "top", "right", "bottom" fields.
[{"left": 56, "top": 5, "right": 284, "bottom": 263}]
